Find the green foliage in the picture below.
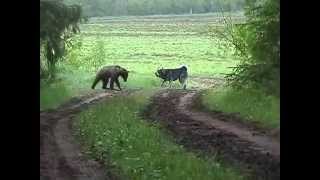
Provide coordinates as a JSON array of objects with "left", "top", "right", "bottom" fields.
[
  {"left": 215, "top": 0, "right": 279, "bottom": 96},
  {"left": 74, "top": 92, "right": 245, "bottom": 180},
  {"left": 201, "top": 86, "right": 280, "bottom": 129},
  {"left": 64, "top": 35, "right": 108, "bottom": 72},
  {"left": 64, "top": 0, "right": 245, "bottom": 17},
  {"left": 91, "top": 38, "right": 106, "bottom": 71},
  {"left": 62, "top": 35, "right": 83, "bottom": 70},
  {"left": 39, "top": 14, "right": 275, "bottom": 177},
  {"left": 40, "top": 0, "right": 82, "bottom": 80}
]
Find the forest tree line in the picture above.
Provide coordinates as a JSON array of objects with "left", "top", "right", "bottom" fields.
[{"left": 63, "top": 0, "right": 245, "bottom": 17}]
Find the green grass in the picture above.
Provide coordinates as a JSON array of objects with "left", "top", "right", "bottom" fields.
[
  {"left": 40, "top": 81, "right": 72, "bottom": 110},
  {"left": 40, "top": 14, "right": 241, "bottom": 110},
  {"left": 74, "top": 91, "right": 245, "bottom": 180},
  {"left": 201, "top": 86, "right": 280, "bottom": 129},
  {"left": 67, "top": 13, "right": 241, "bottom": 82},
  {"left": 71, "top": 33, "right": 237, "bottom": 77},
  {"left": 39, "top": 14, "right": 278, "bottom": 178}
]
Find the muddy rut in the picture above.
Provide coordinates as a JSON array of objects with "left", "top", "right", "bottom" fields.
[
  {"left": 40, "top": 90, "right": 136, "bottom": 180},
  {"left": 41, "top": 88, "right": 279, "bottom": 180},
  {"left": 144, "top": 90, "right": 280, "bottom": 180}
]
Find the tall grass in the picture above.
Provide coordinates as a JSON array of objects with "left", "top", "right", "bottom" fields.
[
  {"left": 201, "top": 86, "right": 280, "bottom": 129},
  {"left": 74, "top": 91, "right": 245, "bottom": 180}
]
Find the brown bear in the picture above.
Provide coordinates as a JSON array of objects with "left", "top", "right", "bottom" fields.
[{"left": 91, "top": 65, "right": 129, "bottom": 91}]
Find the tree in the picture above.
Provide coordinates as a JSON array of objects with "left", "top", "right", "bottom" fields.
[
  {"left": 40, "top": 0, "right": 82, "bottom": 79},
  {"left": 222, "top": 0, "right": 280, "bottom": 96}
]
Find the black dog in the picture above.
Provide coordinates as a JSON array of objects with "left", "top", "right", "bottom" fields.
[{"left": 155, "top": 66, "right": 188, "bottom": 89}]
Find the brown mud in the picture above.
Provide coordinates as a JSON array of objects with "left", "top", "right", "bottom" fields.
[
  {"left": 143, "top": 89, "right": 280, "bottom": 180},
  {"left": 40, "top": 90, "right": 137, "bottom": 180},
  {"left": 40, "top": 85, "right": 279, "bottom": 180}
]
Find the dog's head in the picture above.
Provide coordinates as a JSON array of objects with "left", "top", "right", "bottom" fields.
[
  {"left": 155, "top": 68, "right": 164, "bottom": 78},
  {"left": 156, "top": 68, "right": 169, "bottom": 79}
]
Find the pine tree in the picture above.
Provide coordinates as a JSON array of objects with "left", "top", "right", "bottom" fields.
[{"left": 40, "top": 0, "right": 82, "bottom": 79}]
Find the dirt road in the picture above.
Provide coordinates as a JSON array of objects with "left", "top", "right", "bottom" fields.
[
  {"left": 144, "top": 90, "right": 280, "bottom": 180},
  {"left": 40, "top": 91, "right": 135, "bottom": 180},
  {"left": 40, "top": 88, "right": 279, "bottom": 180}
]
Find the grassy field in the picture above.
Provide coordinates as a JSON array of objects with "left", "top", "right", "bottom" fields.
[
  {"left": 201, "top": 86, "right": 280, "bottom": 129},
  {"left": 40, "top": 13, "right": 278, "bottom": 179},
  {"left": 74, "top": 91, "right": 245, "bottom": 180},
  {"left": 40, "top": 81, "right": 71, "bottom": 110},
  {"left": 40, "top": 13, "right": 242, "bottom": 109}
]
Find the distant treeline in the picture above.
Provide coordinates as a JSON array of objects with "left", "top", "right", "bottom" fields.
[{"left": 63, "top": 0, "right": 245, "bottom": 17}]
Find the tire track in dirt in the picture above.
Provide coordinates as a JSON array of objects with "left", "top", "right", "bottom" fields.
[
  {"left": 144, "top": 89, "right": 280, "bottom": 180},
  {"left": 40, "top": 90, "right": 138, "bottom": 180},
  {"left": 179, "top": 92, "right": 280, "bottom": 157}
]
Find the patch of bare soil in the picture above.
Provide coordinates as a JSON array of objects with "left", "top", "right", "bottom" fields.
[
  {"left": 143, "top": 90, "right": 280, "bottom": 180},
  {"left": 40, "top": 90, "right": 137, "bottom": 180}
]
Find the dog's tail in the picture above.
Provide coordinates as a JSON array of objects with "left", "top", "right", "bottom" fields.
[{"left": 180, "top": 64, "right": 188, "bottom": 72}]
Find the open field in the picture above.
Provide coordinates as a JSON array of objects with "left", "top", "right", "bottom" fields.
[
  {"left": 40, "top": 13, "right": 279, "bottom": 180},
  {"left": 41, "top": 13, "right": 243, "bottom": 109}
]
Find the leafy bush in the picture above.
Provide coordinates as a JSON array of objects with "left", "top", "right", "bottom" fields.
[
  {"left": 215, "top": 0, "right": 279, "bottom": 96},
  {"left": 40, "top": 0, "right": 82, "bottom": 80}
]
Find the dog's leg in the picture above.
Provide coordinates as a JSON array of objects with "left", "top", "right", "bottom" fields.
[
  {"left": 183, "top": 83, "right": 187, "bottom": 90},
  {"left": 182, "top": 79, "right": 187, "bottom": 90},
  {"left": 161, "top": 80, "right": 166, "bottom": 87}
]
